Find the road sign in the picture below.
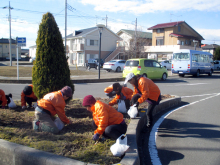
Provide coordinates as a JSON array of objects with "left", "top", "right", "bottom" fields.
[{"left": 17, "top": 37, "right": 26, "bottom": 47}]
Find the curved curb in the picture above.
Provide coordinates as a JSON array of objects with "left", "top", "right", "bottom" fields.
[
  {"left": 0, "top": 96, "right": 181, "bottom": 165},
  {"left": 118, "top": 96, "right": 181, "bottom": 165}
]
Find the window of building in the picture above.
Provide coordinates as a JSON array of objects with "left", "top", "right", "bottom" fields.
[
  {"left": 156, "top": 39, "right": 164, "bottom": 46},
  {"left": 189, "top": 40, "right": 191, "bottom": 45},
  {"left": 90, "top": 40, "right": 98, "bottom": 46},
  {"left": 156, "top": 28, "right": 164, "bottom": 33},
  {"left": 178, "top": 26, "right": 181, "bottom": 32}
]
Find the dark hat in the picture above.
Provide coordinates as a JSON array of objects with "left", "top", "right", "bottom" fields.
[
  {"left": 112, "top": 83, "right": 121, "bottom": 91},
  {"left": 82, "top": 95, "right": 96, "bottom": 107},
  {"left": 23, "top": 86, "right": 32, "bottom": 95},
  {"left": 61, "top": 86, "right": 72, "bottom": 97}
]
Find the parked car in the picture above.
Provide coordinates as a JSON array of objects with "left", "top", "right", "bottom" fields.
[
  {"left": 103, "top": 59, "right": 126, "bottom": 72},
  {"left": 123, "top": 58, "right": 168, "bottom": 80},
  {"left": 214, "top": 60, "right": 220, "bottom": 70},
  {"left": 160, "top": 60, "right": 172, "bottom": 70},
  {"left": 29, "top": 56, "right": 36, "bottom": 63},
  {"left": 86, "top": 58, "right": 104, "bottom": 70}
]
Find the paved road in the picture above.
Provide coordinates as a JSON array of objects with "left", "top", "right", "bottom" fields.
[
  {"left": 141, "top": 73, "right": 220, "bottom": 165},
  {"left": 1, "top": 72, "right": 220, "bottom": 165}
]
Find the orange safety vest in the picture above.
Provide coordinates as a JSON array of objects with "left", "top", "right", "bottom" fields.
[
  {"left": 109, "top": 87, "right": 133, "bottom": 106},
  {"left": 21, "top": 84, "right": 37, "bottom": 106},
  {"left": 0, "top": 89, "right": 7, "bottom": 106},
  {"left": 91, "top": 100, "right": 124, "bottom": 135},
  {"left": 37, "top": 91, "right": 70, "bottom": 124},
  {"left": 133, "top": 77, "right": 160, "bottom": 104},
  {"left": 104, "top": 85, "right": 113, "bottom": 94}
]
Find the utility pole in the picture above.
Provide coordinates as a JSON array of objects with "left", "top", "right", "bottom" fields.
[
  {"left": 65, "top": 0, "right": 67, "bottom": 57},
  {"left": 3, "top": 1, "right": 13, "bottom": 66},
  {"left": 134, "top": 18, "right": 137, "bottom": 58}
]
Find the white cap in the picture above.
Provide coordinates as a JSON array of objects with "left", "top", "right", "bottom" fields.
[{"left": 124, "top": 73, "right": 135, "bottom": 84}]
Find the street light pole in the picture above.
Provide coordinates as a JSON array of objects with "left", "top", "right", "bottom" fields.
[
  {"left": 96, "top": 24, "right": 105, "bottom": 79},
  {"left": 3, "top": 2, "right": 13, "bottom": 66}
]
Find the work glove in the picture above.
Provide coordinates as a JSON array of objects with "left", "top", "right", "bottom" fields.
[
  {"left": 92, "top": 133, "right": 100, "bottom": 141},
  {"left": 22, "top": 106, "right": 26, "bottom": 109}
]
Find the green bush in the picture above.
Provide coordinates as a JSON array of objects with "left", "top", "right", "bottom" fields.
[
  {"left": 32, "top": 12, "right": 74, "bottom": 99},
  {"left": 214, "top": 46, "right": 220, "bottom": 60}
]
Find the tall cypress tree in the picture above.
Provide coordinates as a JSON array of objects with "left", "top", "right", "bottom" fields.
[{"left": 32, "top": 12, "right": 74, "bottom": 99}]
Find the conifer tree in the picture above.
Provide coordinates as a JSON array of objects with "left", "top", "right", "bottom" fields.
[{"left": 32, "top": 12, "right": 74, "bottom": 99}]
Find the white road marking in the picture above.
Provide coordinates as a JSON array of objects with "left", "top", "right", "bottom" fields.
[
  {"left": 149, "top": 93, "right": 220, "bottom": 165},
  {"left": 181, "top": 93, "right": 220, "bottom": 98},
  {"left": 167, "top": 83, "right": 208, "bottom": 86}
]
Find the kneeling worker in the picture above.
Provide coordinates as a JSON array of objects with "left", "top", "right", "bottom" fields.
[
  {"left": 0, "top": 89, "right": 12, "bottom": 109},
  {"left": 33, "top": 86, "right": 73, "bottom": 133},
  {"left": 21, "top": 85, "right": 38, "bottom": 109},
  {"left": 83, "top": 95, "right": 127, "bottom": 141},
  {"left": 108, "top": 83, "right": 133, "bottom": 111}
]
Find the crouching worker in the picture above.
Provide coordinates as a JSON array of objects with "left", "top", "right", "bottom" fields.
[
  {"left": 21, "top": 85, "right": 38, "bottom": 109},
  {"left": 108, "top": 83, "right": 133, "bottom": 111},
  {"left": 124, "top": 73, "right": 161, "bottom": 131},
  {"left": 0, "top": 89, "right": 12, "bottom": 109},
  {"left": 33, "top": 86, "right": 73, "bottom": 133},
  {"left": 82, "top": 95, "right": 127, "bottom": 141}
]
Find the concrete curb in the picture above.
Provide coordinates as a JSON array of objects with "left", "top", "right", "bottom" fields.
[
  {"left": 0, "top": 78, "right": 125, "bottom": 84},
  {"left": 0, "top": 96, "right": 181, "bottom": 165}
]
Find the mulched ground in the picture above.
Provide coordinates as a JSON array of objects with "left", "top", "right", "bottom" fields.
[{"left": 0, "top": 95, "right": 172, "bottom": 165}]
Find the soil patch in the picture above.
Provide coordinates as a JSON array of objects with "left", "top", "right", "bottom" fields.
[{"left": 0, "top": 95, "right": 173, "bottom": 164}]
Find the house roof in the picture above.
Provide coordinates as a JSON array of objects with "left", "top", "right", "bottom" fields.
[
  {"left": 169, "top": 33, "right": 199, "bottom": 40},
  {"left": 117, "top": 29, "right": 152, "bottom": 39},
  {"left": 66, "top": 27, "right": 97, "bottom": 39},
  {"left": 147, "top": 21, "right": 185, "bottom": 30},
  {"left": 0, "top": 38, "right": 16, "bottom": 44},
  {"left": 148, "top": 21, "right": 204, "bottom": 40},
  {"left": 65, "top": 26, "right": 121, "bottom": 39},
  {"left": 202, "top": 44, "right": 220, "bottom": 49}
]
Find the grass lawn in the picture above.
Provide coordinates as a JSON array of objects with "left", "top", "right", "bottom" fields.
[
  {"left": 0, "top": 95, "right": 172, "bottom": 164},
  {"left": 0, "top": 66, "right": 97, "bottom": 77}
]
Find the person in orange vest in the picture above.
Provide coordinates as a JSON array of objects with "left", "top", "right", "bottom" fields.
[
  {"left": 21, "top": 85, "right": 38, "bottom": 109},
  {"left": 108, "top": 83, "right": 133, "bottom": 111},
  {"left": 0, "top": 89, "right": 12, "bottom": 109},
  {"left": 124, "top": 73, "right": 161, "bottom": 131},
  {"left": 33, "top": 86, "right": 73, "bottom": 133},
  {"left": 82, "top": 95, "right": 127, "bottom": 141}
]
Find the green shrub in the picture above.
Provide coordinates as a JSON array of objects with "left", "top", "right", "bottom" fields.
[{"left": 32, "top": 12, "right": 74, "bottom": 99}]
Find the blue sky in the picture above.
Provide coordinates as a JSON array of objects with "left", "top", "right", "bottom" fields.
[{"left": 1, "top": 0, "right": 220, "bottom": 49}]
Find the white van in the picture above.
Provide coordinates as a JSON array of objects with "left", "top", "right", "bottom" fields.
[{"left": 172, "top": 49, "right": 214, "bottom": 77}]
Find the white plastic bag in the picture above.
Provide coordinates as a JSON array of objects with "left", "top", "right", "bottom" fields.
[
  {"left": 117, "top": 100, "right": 127, "bottom": 113},
  {"left": 110, "top": 134, "right": 129, "bottom": 157},
  {"left": 54, "top": 117, "right": 64, "bottom": 131},
  {"left": 127, "top": 104, "right": 138, "bottom": 118},
  {"left": 8, "top": 97, "right": 17, "bottom": 108}
]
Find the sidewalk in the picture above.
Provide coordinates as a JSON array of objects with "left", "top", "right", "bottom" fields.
[{"left": 0, "top": 70, "right": 174, "bottom": 84}]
